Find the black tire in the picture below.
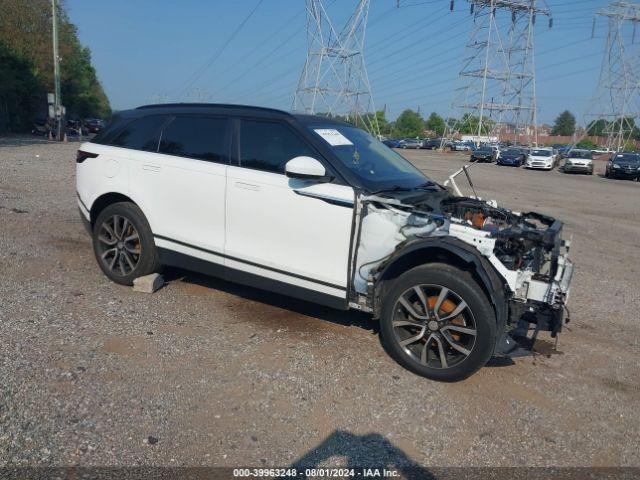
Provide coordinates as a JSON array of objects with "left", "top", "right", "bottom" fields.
[
  {"left": 92, "top": 202, "right": 160, "bottom": 286},
  {"left": 379, "top": 263, "right": 497, "bottom": 382}
]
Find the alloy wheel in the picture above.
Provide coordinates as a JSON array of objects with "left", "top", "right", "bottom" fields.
[
  {"left": 391, "top": 284, "right": 477, "bottom": 369},
  {"left": 96, "top": 215, "right": 141, "bottom": 277}
]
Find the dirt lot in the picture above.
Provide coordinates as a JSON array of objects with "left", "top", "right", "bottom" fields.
[{"left": 1, "top": 136, "right": 639, "bottom": 468}]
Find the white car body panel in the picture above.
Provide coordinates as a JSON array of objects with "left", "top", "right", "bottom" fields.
[
  {"left": 76, "top": 143, "right": 130, "bottom": 218},
  {"left": 225, "top": 165, "right": 353, "bottom": 296},
  {"left": 129, "top": 149, "right": 227, "bottom": 256}
]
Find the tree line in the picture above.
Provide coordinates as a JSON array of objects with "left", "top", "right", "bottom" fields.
[
  {"left": 356, "top": 108, "right": 640, "bottom": 147},
  {"left": 0, "top": 0, "right": 110, "bottom": 132}
]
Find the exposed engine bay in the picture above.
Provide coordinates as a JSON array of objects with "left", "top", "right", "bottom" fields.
[{"left": 350, "top": 179, "right": 574, "bottom": 353}]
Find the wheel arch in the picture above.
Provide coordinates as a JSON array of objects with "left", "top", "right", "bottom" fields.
[
  {"left": 371, "top": 238, "right": 508, "bottom": 333},
  {"left": 90, "top": 192, "right": 139, "bottom": 226}
]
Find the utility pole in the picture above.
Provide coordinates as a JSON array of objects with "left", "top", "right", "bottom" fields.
[
  {"left": 584, "top": 1, "right": 640, "bottom": 152},
  {"left": 51, "top": 0, "right": 62, "bottom": 141},
  {"left": 292, "top": 0, "right": 380, "bottom": 136},
  {"left": 443, "top": 0, "right": 552, "bottom": 147}
]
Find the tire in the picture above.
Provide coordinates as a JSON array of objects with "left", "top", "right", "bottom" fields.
[
  {"left": 378, "top": 263, "right": 497, "bottom": 382},
  {"left": 92, "top": 202, "right": 160, "bottom": 286}
]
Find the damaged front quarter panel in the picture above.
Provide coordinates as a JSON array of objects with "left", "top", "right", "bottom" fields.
[{"left": 349, "top": 187, "right": 574, "bottom": 355}]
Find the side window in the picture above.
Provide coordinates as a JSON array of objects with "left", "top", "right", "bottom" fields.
[
  {"left": 159, "top": 116, "right": 228, "bottom": 163},
  {"left": 240, "top": 120, "right": 315, "bottom": 174},
  {"left": 110, "top": 115, "right": 167, "bottom": 152}
]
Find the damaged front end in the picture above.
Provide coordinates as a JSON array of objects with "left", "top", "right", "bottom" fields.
[{"left": 349, "top": 178, "right": 573, "bottom": 357}]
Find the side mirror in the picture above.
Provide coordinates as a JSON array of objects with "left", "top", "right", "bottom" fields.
[{"left": 285, "top": 156, "right": 330, "bottom": 181}]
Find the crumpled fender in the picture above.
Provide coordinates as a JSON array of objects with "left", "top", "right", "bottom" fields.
[{"left": 370, "top": 236, "right": 509, "bottom": 352}]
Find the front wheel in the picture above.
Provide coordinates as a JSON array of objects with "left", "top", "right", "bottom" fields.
[
  {"left": 92, "top": 202, "right": 160, "bottom": 286},
  {"left": 379, "top": 263, "right": 497, "bottom": 382}
]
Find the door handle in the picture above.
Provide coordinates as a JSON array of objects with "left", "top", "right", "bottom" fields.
[
  {"left": 142, "top": 164, "right": 161, "bottom": 172},
  {"left": 235, "top": 182, "right": 260, "bottom": 191}
]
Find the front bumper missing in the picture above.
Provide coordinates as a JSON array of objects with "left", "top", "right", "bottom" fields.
[{"left": 510, "top": 256, "right": 574, "bottom": 337}]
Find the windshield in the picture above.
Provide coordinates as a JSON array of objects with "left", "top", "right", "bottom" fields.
[
  {"left": 568, "top": 150, "right": 593, "bottom": 159},
  {"left": 309, "top": 125, "right": 434, "bottom": 192},
  {"left": 531, "top": 149, "right": 551, "bottom": 157},
  {"left": 503, "top": 149, "right": 522, "bottom": 156},
  {"left": 613, "top": 153, "right": 640, "bottom": 163}
]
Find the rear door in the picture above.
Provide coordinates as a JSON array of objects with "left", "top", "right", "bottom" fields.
[
  {"left": 129, "top": 114, "right": 230, "bottom": 270},
  {"left": 224, "top": 118, "right": 354, "bottom": 307}
]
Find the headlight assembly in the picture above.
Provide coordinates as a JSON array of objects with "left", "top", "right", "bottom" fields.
[{"left": 613, "top": 164, "right": 621, "bottom": 169}]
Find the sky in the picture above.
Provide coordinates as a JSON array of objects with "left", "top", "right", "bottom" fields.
[{"left": 65, "top": 0, "right": 619, "bottom": 124}]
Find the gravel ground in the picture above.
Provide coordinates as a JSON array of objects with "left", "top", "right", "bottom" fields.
[{"left": 0, "top": 136, "right": 639, "bottom": 468}]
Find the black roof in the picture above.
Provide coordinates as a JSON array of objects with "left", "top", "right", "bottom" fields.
[{"left": 134, "top": 103, "right": 349, "bottom": 126}]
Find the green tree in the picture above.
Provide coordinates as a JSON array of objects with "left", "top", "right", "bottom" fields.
[
  {"left": 392, "top": 109, "right": 424, "bottom": 138},
  {"left": 587, "top": 119, "right": 609, "bottom": 137},
  {"left": 458, "top": 113, "right": 494, "bottom": 136},
  {"left": 425, "top": 112, "right": 445, "bottom": 136},
  {"left": 0, "top": 42, "right": 43, "bottom": 131},
  {"left": 360, "top": 110, "right": 391, "bottom": 136},
  {"left": 0, "top": 0, "right": 110, "bottom": 130},
  {"left": 576, "top": 139, "right": 597, "bottom": 150},
  {"left": 552, "top": 110, "right": 576, "bottom": 136}
]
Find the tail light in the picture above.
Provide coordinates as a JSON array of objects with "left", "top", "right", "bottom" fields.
[{"left": 76, "top": 150, "right": 99, "bottom": 163}]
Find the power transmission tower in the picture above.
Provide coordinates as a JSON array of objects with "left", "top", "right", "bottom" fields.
[
  {"left": 584, "top": 1, "right": 640, "bottom": 152},
  {"left": 444, "top": 0, "right": 552, "bottom": 147},
  {"left": 292, "top": 0, "right": 380, "bottom": 136}
]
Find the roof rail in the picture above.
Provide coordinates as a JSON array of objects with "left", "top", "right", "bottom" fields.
[{"left": 135, "top": 103, "right": 290, "bottom": 116}]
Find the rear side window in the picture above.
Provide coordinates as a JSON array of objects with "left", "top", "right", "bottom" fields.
[
  {"left": 240, "top": 120, "right": 315, "bottom": 174},
  {"left": 90, "top": 114, "right": 124, "bottom": 145},
  {"left": 110, "top": 115, "right": 167, "bottom": 152},
  {"left": 159, "top": 116, "right": 228, "bottom": 163}
]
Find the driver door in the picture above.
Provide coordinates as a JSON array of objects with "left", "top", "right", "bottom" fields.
[{"left": 224, "top": 118, "right": 354, "bottom": 307}]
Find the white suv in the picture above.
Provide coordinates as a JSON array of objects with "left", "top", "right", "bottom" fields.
[{"left": 76, "top": 104, "right": 573, "bottom": 381}]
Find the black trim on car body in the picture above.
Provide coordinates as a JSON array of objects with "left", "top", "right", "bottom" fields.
[
  {"left": 76, "top": 192, "right": 90, "bottom": 213},
  {"left": 293, "top": 190, "right": 354, "bottom": 208},
  {"left": 92, "top": 104, "right": 382, "bottom": 191},
  {"left": 153, "top": 234, "right": 347, "bottom": 292},
  {"left": 157, "top": 247, "right": 348, "bottom": 310}
]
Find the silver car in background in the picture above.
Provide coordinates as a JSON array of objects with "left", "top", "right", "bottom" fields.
[{"left": 563, "top": 149, "right": 594, "bottom": 175}]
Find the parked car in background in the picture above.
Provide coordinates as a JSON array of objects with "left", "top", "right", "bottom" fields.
[
  {"left": 557, "top": 146, "right": 572, "bottom": 158},
  {"left": 487, "top": 144, "right": 501, "bottom": 160},
  {"left": 398, "top": 138, "right": 422, "bottom": 149},
  {"left": 562, "top": 149, "right": 594, "bottom": 175},
  {"left": 605, "top": 152, "right": 640, "bottom": 180},
  {"left": 451, "top": 141, "right": 475, "bottom": 152},
  {"left": 66, "top": 119, "right": 88, "bottom": 137},
  {"left": 470, "top": 146, "right": 497, "bottom": 163},
  {"left": 526, "top": 148, "right": 556, "bottom": 170},
  {"left": 422, "top": 138, "right": 442, "bottom": 150},
  {"left": 382, "top": 139, "right": 402, "bottom": 149},
  {"left": 497, "top": 148, "right": 526, "bottom": 167},
  {"left": 85, "top": 118, "right": 104, "bottom": 134}
]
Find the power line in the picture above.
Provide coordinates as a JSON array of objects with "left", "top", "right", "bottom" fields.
[{"left": 176, "top": 0, "right": 265, "bottom": 100}]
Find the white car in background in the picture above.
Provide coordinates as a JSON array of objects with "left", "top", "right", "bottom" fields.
[{"left": 526, "top": 148, "right": 556, "bottom": 170}]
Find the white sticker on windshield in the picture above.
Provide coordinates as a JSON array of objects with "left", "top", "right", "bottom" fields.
[{"left": 314, "top": 128, "right": 353, "bottom": 147}]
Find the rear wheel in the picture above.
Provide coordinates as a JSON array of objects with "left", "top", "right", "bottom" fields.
[
  {"left": 92, "top": 202, "right": 160, "bottom": 286},
  {"left": 379, "top": 263, "right": 497, "bottom": 382}
]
